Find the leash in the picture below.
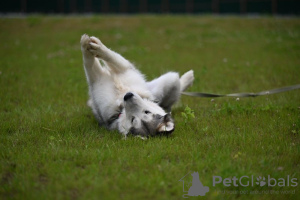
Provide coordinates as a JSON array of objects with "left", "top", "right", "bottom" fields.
[{"left": 182, "top": 84, "right": 300, "bottom": 98}]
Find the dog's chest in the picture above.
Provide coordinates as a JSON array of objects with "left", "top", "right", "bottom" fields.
[{"left": 112, "top": 73, "right": 153, "bottom": 100}]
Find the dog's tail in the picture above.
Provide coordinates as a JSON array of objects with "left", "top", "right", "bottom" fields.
[{"left": 180, "top": 70, "right": 194, "bottom": 92}]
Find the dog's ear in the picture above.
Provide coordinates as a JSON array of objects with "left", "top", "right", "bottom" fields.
[{"left": 158, "top": 113, "right": 175, "bottom": 133}]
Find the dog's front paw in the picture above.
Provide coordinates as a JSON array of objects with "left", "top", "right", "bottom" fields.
[
  {"left": 90, "top": 36, "right": 103, "bottom": 46},
  {"left": 80, "top": 34, "right": 93, "bottom": 56},
  {"left": 88, "top": 36, "right": 107, "bottom": 58},
  {"left": 81, "top": 34, "right": 91, "bottom": 49}
]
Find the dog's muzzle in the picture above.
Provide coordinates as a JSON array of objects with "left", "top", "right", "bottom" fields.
[{"left": 124, "top": 92, "right": 134, "bottom": 101}]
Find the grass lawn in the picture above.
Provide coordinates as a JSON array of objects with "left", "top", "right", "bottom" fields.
[{"left": 0, "top": 15, "right": 299, "bottom": 200}]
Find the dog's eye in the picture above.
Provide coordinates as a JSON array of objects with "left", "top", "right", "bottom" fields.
[
  {"left": 144, "top": 110, "right": 151, "bottom": 114},
  {"left": 131, "top": 117, "right": 135, "bottom": 123}
]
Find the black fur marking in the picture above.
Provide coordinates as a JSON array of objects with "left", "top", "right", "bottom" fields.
[{"left": 141, "top": 120, "right": 151, "bottom": 135}]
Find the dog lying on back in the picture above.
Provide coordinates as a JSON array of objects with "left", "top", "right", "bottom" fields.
[{"left": 80, "top": 34, "right": 194, "bottom": 137}]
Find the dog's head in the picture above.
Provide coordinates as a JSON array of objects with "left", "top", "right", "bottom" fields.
[{"left": 121, "top": 92, "right": 174, "bottom": 137}]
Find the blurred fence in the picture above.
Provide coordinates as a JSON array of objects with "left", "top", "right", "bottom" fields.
[{"left": 1, "top": 0, "right": 299, "bottom": 15}]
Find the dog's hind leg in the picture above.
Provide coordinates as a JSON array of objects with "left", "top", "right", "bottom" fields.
[
  {"left": 88, "top": 36, "right": 134, "bottom": 73},
  {"left": 180, "top": 70, "right": 194, "bottom": 92},
  {"left": 147, "top": 72, "right": 181, "bottom": 112},
  {"left": 147, "top": 70, "right": 194, "bottom": 112}
]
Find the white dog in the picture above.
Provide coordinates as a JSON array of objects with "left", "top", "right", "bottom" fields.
[{"left": 80, "top": 34, "right": 194, "bottom": 137}]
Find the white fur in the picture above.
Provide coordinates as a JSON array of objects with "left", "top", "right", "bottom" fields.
[{"left": 80, "top": 34, "right": 194, "bottom": 136}]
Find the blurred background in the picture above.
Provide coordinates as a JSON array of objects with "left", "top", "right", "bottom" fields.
[{"left": 1, "top": 0, "right": 299, "bottom": 15}]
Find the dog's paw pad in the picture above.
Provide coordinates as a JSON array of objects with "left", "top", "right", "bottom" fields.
[{"left": 89, "top": 42, "right": 100, "bottom": 50}]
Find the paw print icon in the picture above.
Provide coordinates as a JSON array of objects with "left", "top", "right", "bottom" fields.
[{"left": 256, "top": 176, "right": 266, "bottom": 186}]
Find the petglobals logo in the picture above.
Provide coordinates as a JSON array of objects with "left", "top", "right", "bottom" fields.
[
  {"left": 213, "top": 175, "right": 298, "bottom": 187},
  {"left": 179, "top": 172, "right": 298, "bottom": 198},
  {"left": 179, "top": 171, "right": 210, "bottom": 198}
]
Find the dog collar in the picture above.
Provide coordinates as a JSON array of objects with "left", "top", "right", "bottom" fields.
[{"left": 106, "top": 109, "right": 123, "bottom": 127}]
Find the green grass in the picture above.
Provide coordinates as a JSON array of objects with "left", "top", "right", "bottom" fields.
[{"left": 0, "top": 15, "right": 299, "bottom": 200}]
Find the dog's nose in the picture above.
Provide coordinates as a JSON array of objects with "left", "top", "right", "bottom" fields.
[{"left": 124, "top": 92, "right": 134, "bottom": 101}]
